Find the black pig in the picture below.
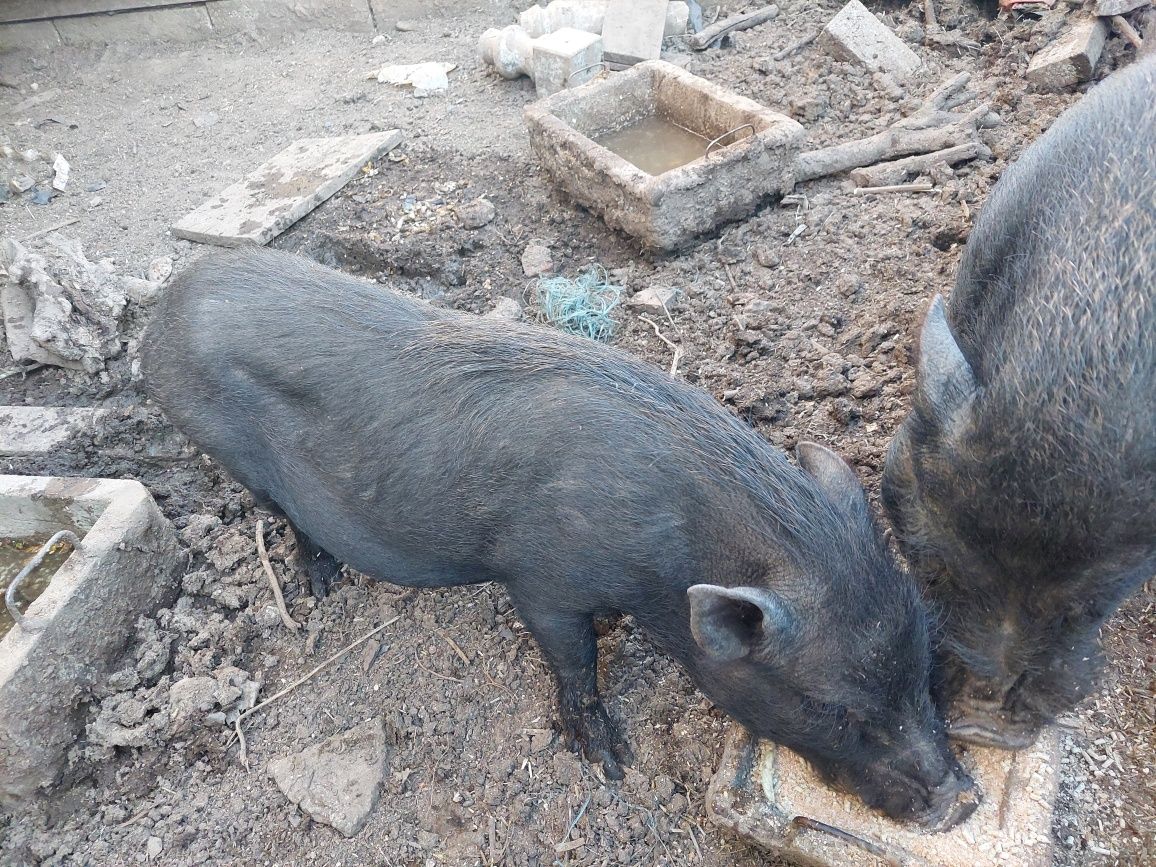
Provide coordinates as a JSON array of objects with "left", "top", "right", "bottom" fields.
[
  {"left": 882, "top": 56, "right": 1156, "bottom": 749},
  {"left": 143, "top": 247, "right": 975, "bottom": 827}
]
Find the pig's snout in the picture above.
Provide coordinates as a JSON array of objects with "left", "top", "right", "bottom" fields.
[{"left": 858, "top": 754, "right": 981, "bottom": 831}]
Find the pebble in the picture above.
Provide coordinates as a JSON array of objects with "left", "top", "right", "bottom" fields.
[
  {"left": 146, "top": 836, "right": 162, "bottom": 860},
  {"left": 627, "top": 286, "right": 679, "bottom": 316},
  {"left": 8, "top": 174, "right": 34, "bottom": 194},
  {"left": 396, "top": 20, "right": 417, "bottom": 31},
  {"left": 520, "top": 243, "right": 553, "bottom": 277},
  {"left": 485, "top": 297, "right": 522, "bottom": 321},
  {"left": 456, "top": 197, "right": 496, "bottom": 229}
]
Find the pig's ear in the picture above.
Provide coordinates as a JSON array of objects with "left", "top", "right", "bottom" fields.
[
  {"left": 918, "top": 295, "right": 977, "bottom": 418},
  {"left": 687, "top": 584, "right": 796, "bottom": 661},
  {"left": 796, "top": 441, "right": 868, "bottom": 517}
]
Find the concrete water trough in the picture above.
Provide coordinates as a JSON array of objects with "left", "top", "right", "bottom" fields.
[
  {"left": 524, "top": 59, "right": 806, "bottom": 250},
  {"left": 707, "top": 724, "right": 1061, "bottom": 867},
  {"left": 0, "top": 475, "right": 181, "bottom": 803}
]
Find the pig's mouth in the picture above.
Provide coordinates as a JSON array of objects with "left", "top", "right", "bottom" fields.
[{"left": 835, "top": 764, "right": 981, "bottom": 831}]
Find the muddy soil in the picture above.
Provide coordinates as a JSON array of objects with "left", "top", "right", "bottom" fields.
[{"left": 1, "top": 2, "right": 1153, "bottom": 865}]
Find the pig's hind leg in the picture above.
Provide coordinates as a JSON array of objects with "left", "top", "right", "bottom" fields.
[{"left": 509, "top": 590, "right": 633, "bottom": 780}]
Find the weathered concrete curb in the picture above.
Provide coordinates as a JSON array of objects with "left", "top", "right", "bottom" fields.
[
  {"left": 0, "top": 406, "right": 111, "bottom": 458},
  {"left": 0, "top": 0, "right": 476, "bottom": 49},
  {"left": 0, "top": 475, "right": 182, "bottom": 804}
]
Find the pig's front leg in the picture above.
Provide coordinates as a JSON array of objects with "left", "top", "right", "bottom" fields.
[
  {"left": 288, "top": 521, "right": 342, "bottom": 599},
  {"left": 509, "top": 591, "right": 633, "bottom": 779}
]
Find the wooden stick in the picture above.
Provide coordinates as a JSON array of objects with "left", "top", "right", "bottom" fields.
[
  {"left": 1111, "top": 15, "right": 1144, "bottom": 50},
  {"left": 232, "top": 616, "right": 401, "bottom": 769},
  {"left": 852, "top": 181, "right": 936, "bottom": 195},
  {"left": 772, "top": 29, "right": 818, "bottom": 61},
  {"left": 849, "top": 141, "right": 991, "bottom": 187},
  {"left": 638, "top": 314, "right": 684, "bottom": 377},
  {"left": 256, "top": 519, "right": 300, "bottom": 632},
  {"left": 21, "top": 217, "right": 80, "bottom": 242},
  {"left": 689, "top": 4, "right": 778, "bottom": 50}
]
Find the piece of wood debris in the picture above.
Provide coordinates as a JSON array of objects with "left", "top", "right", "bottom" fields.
[
  {"left": 688, "top": 4, "right": 779, "bottom": 50},
  {"left": 172, "top": 131, "right": 402, "bottom": 247}
]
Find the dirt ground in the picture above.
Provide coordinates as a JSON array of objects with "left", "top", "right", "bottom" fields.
[{"left": 1, "top": 1, "right": 1153, "bottom": 865}]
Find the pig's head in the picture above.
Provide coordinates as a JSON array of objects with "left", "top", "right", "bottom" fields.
[
  {"left": 687, "top": 442, "right": 978, "bottom": 830},
  {"left": 881, "top": 297, "right": 1150, "bottom": 748}
]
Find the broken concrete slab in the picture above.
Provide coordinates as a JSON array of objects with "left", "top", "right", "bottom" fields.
[
  {"left": 708, "top": 723, "right": 1061, "bottom": 867},
  {"left": 1092, "top": 0, "right": 1149, "bottom": 15},
  {"left": 1027, "top": 18, "right": 1108, "bottom": 91},
  {"left": 520, "top": 0, "right": 689, "bottom": 39},
  {"left": 601, "top": 0, "right": 669, "bottom": 65},
  {"left": 269, "top": 716, "right": 388, "bottom": 837},
  {"left": 1, "top": 236, "right": 128, "bottom": 373},
  {"left": 372, "top": 62, "right": 457, "bottom": 96},
  {"left": 821, "top": 0, "right": 921, "bottom": 81},
  {"left": 171, "top": 132, "right": 402, "bottom": 247},
  {"left": 0, "top": 406, "right": 111, "bottom": 458},
  {"left": 0, "top": 476, "right": 182, "bottom": 805},
  {"left": 525, "top": 60, "right": 805, "bottom": 249}
]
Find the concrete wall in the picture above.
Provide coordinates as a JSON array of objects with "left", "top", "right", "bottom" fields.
[{"left": 0, "top": 0, "right": 507, "bottom": 49}]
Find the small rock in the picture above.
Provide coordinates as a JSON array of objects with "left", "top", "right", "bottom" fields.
[
  {"left": 123, "top": 277, "right": 160, "bottom": 305},
  {"left": 147, "top": 256, "right": 174, "bottom": 284},
  {"left": 485, "top": 297, "right": 522, "bottom": 321},
  {"left": 20, "top": 149, "right": 40, "bottom": 163},
  {"left": 179, "top": 514, "right": 222, "bottom": 550},
  {"left": 205, "top": 711, "right": 228, "bottom": 726},
  {"left": 754, "top": 246, "right": 781, "bottom": 268},
  {"left": 192, "top": 112, "right": 219, "bottom": 129},
  {"left": 146, "top": 836, "right": 162, "bottom": 860},
  {"left": 455, "top": 197, "right": 496, "bottom": 229},
  {"left": 85, "top": 179, "right": 107, "bottom": 193},
  {"left": 372, "top": 33, "right": 386, "bottom": 45},
  {"left": 788, "top": 96, "right": 828, "bottom": 122},
  {"left": 30, "top": 187, "right": 52, "bottom": 205},
  {"left": 8, "top": 174, "right": 34, "bottom": 194},
  {"left": 395, "top": 19, "right": 417, "bottom": 31},
  {"left": 269, "top": 717, "right": 389, "bottom": 837},
  {"left": 88, "top": 196, "right": 103, "bottom": 208},
  {"left": 168, "top": 676, "right": 220, "bottom": 734},
  {"left": 851, "top": 373, "right": 881, "bottom": 399},
  {"left": 627, "top": 286, "right": 679, "bottom": 316},
  {"left": 521, "top": 243, "right": 553, "bottom": 277},
  {"left": 256, "top": 604, "right": 282, "bottom": 629},
  {"left": 51, "top": 154, "right": 69, "bottom": 192}
]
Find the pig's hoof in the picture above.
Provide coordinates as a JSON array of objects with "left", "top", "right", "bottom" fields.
[{"left": 563, "top": 701, "right": 633, "bottom": 780}]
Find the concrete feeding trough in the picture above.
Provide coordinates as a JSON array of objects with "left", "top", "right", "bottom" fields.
[
  {"left": 707, "top": 724, "right": 1061, "bottom": 866},
  {"left": 524, "top": 60, "right": 806, "bottom": 250},
  {"left": 0, "top": 476, "right": 181, "bottom": 804}
]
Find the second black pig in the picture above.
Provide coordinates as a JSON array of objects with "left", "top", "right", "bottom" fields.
[
  {"left": 143, "top": 247, "right": 976, "bottom": 827},
  {"left": 882, "top": 55, "right": 1156, "bottom": 749}
]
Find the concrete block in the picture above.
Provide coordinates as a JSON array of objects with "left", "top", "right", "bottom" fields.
[
  {"left": 821, "top": 0, "right": 921, "bottom": 81},
  {"left": 708, "top": 724, "right": 1061, "bottom": 867},
  {"left": 524, "top": 60, "right": 806, "bottom": 250},
  {"left": 0, "top": 475, "right": 182, "bottom": 804},
  {"left": 1027, "top": 18, "right": 1108, "bottom": 91},
  {"left": 601, "top": 0, "right": 668, "bottom": 65},
  {"left": 532, "top": 27, "right": 603, "bottom": 96},
  {"left": 0, "top": 407, "right": 110, "bottom": 458},
  {"left": 54, "top": 6, "right": 213, "bottom": 44},
  {"left": 207, "top": 0, "right": 374, "bottom": 36},
  {"left": 0, "top": 21, "right": 62, "bottom": 52}
]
